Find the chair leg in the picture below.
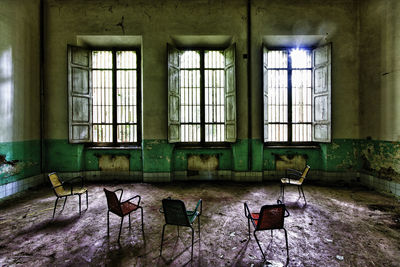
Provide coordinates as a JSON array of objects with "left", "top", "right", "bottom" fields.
[
  {"left": 283, "top": 228, "right": 289, "bottom": 261},
  {"left": 247, "top": 217, "right": 251, "bottom": 238},
  {"left": 129, "top": 213, "right": 131, "bottom": 228},
  {"left": 160, "top": 224, "right": 166, "bottom": 256},
  {"left": 61, "top": 197, "right": 67, "bottom": 212},
  {"left": 191, "top": 227, "right": 194, "bottom": 261},
  {"left": 140, "top": 207, "right": 144, "bottom": 233},
  {"left": 86, "top": 190, "right": 88, "bottom": 210},
  {"left": 177, "top": 226, "right": 180, "bottom": 237},
  {"left": 281, "top": 184, "right": 285, "bottom": 202},
  {"left": 254, "top": 231, "right": 266, "bottom": 260},
  {"left": 298, "top": 186, "right": 301, "bottom": 198},
  {"left": 53, "top": 198, "right": 59, "bottom": 218},
  {"left": 79, "top": 194, "right": 82, "bottom": 215},
  {"left": 107, "top": 211, "right": 110, "bottom": 238},
  {"left": 198, "top": 215, "right": 200, "bottom": 239},
  {"left": 300, "top": 186, "right": 307, "bottom": 204},
  {"left": 118, "top": 217, "right": 124, "bottom": 243}
]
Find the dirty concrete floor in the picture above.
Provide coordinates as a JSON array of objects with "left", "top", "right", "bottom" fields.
[{"left": 0, "top": 181, "right": 400, "bottom": 267}]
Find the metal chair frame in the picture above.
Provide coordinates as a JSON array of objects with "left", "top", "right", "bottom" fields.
[
  {"left": 104, "top": 188, "right": 144, "bottom": 243},
  {"left": 281, "top": 165, "right": 310, "bottom": 204},
  {"left": 48, "top": 172, "right": 88, "bottom": 218},
  {"left": 159, "top": 197, "right": 202, "bottom": 261},
  {"left": 244, "top": 201, "right": 290, "bottom": 262}
]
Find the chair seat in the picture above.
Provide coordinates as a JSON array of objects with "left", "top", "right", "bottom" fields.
[
  {"left": 57, "top": 187, "right": 87, "bottom": 197},
  {"left": 281, "top": 178, "right": 302, "bottom": 185},
  {"left": 121, "top": 201, "right": 139, "bottom": 215}
]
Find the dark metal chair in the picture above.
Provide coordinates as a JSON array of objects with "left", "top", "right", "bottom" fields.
[
  {"left": 281, "top": 165, "right": 310, "bottom": 204},
  {"left": 48, "top": 172, "right": 88, "bottom": 218},
  {"left": 244, "top": 200, "right": 290, "bottom": 262},
  {"left": 159, "top": 197, "right": 202, "bottom": 261},
  {"left": 104, "top": 188, "right": 144, "bottom": 243}
]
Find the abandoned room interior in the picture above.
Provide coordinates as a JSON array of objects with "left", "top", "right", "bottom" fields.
[{"left": 1, "top": 0, "right": 400, "bottom": 266}]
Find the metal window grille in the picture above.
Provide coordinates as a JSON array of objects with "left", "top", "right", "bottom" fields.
[
  {"left": 267, "top": 49, "right": 311, "bottom": 142},
  {"left": 92, "top": 50, "right": 139, "bottom": 144},
  {"left": 179, "top": 50, "right": 225, "bottom": 143}
]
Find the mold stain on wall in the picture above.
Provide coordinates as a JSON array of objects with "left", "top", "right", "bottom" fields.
[{"left": 361, "top": 141, "right": 400, "bottom": 182}]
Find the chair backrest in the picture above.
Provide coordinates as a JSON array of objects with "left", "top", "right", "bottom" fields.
[
  {"left": 104, "top": 188, "right": 123, "bottom": 216},
  {"left": 48, "top": 172, "right": 65, "bottom": 196},
  {"left": 256, "top": 204, "right": 286, "bottom": 230},
  {"left": 162, "top": 198, "right": 191, "bottom": 227},
  {"left": 299, "top": 165, "right": 311, "bottom": 184}
]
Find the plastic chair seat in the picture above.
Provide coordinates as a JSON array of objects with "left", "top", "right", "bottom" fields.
[
  {"left": 281, "top": 178, "right": 302, "bottom": 185},
  {"left": 121, "top": 202, "right": 139, "bottom": 215},
  {"left": 57, "top": 187, "right": 88, "bottom": 196}
]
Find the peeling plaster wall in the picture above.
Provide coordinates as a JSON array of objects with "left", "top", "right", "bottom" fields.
[
  {"left": 359, "top": 0, "right": 400, "bottom": 181},
  {"left": 252, "top": 0, "right": 360, "bottom": 139},
  {"left": 0, "top": 0, "right": 41, "bottom": 185},
  {"left": 43, "top": 0, "right": 369, "bottom": 178},
  {"left": 360, "top": 0, "right": 400, "bottom": 141}
]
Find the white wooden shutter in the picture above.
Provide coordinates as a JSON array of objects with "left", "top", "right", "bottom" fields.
[
  {"left": 68, "top": 45, "right": 92, "bottom": 143},
  {"left": 224, "top": 44, "right": 236, "bottom": 142},
  {"left": 312, "top": 43, "right": 332, "bottom": 142},
  {"left": 263, "top": 45, "right": 269, "bottom": 142},
  {"left": 167, "top": 44, "right": 181, "bottom": 143}
]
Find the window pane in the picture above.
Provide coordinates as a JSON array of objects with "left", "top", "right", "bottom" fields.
[
  {"left": 268, "top": 124, "right": 288, "bottom": 142},
  {"left": 205, "top": 50, "right": 225, "bottom": 142},
  {"left": 179, "top": 50, "right": 201, "bottom": 142},
  {"left": 205, "top": 50, "right": 224, "bottom": 68},
  {"left": 117, "top": 51, "right": 137, "bottom": 69},
  {"left": 292, "top": 69, "right": 311, "bottom": 123},
  {"left": 92, "top": 51, "right": 112, "bottom": 69},
  {"left": 117, "top": 125, "right": 137, "bottom": 142},
  {"left": 290, "top": 49, "right": 311, "bottom": 68},
  {"left": 180, "top": 51, "right": 200, "bottom": 68},
  {"left": 292, "top": 124, "right": 311, "bottom": 142},
  {"left": 267, "top": 70, "right": 288, "bottom": 123},
  {"left": 267, "top": 50, "right": 287, "bottom": 68}
]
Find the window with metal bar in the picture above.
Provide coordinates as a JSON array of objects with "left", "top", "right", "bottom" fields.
[
  {"left": 266, "top": 48, "right": 312, "bottom": 143},
  {"left": 179, "top": 50, "right": 225, "bottom": 143},
  {"left": 92, "top": 50, "right": 140, "bottom": 144}
]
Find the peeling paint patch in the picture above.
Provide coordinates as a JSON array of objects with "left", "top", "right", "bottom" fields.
[
  {"left": 275, "top": 154, "right": 306, "bottom": 171},
  {"left": 98, "top": 154, "right": 129, "bottom": 171},
  {"left": 188, "top": 154, "right": 218, "bottom": 171}
]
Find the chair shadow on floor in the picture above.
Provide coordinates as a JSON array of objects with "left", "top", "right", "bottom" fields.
[{"left": 157, "top": 233, "right": 201, "bottom": 266}]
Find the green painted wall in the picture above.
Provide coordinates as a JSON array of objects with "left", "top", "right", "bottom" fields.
[
  {"left": 0, "top": 0, "right": 41, "bottom": 186},
  {"left": 0, "top": 141, "right": 41, "bottom": 185}
]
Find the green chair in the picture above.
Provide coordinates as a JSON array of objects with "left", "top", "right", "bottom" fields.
[{"left": 159, "top": 197, "right": 202, "bottom": 261}]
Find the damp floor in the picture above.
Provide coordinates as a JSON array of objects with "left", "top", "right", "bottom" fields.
[{"left": 0, "top": 180, "right": 400, "bottom": 267}]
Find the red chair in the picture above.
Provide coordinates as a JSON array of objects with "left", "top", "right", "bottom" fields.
[
  {"left": 104, "top": 188, "right": 144, "bottom": 243},
  {"left": 244, "top": 200, "right": 290, "bottom": 262}
]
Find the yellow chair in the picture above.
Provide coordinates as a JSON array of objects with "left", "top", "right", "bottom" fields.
[
  {"left": 48, "top": 172, "right": 88, "bottom": 218},
  {"left": 280, "top": 165, "right": 310, "bottom": 204}
]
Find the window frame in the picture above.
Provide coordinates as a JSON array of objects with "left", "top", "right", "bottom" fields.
[
  {"left": 90, "top": 47, "right": 141, "bottom": 147},
  {"left": 168, "top": 44, "right": 236, "bottom": 147},
  {"left": 68, "top": 45, "right": 142, "bottom": 147},
  {"left": 264, "top": 46, "right": 314, "bottom": 146},
  {"left": 263, "top": 43, "right": 332, "bottom": 146}
]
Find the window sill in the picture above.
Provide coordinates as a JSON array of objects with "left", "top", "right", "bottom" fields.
[
  {"left": 264, "top": 144, "right": 320, "bottom": 149},
  {"left": 85, "top": 145, "right": 141, "bottom": 150},
  {"left": 174, "top": 143, "right": 231, "bottom": 149}
]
